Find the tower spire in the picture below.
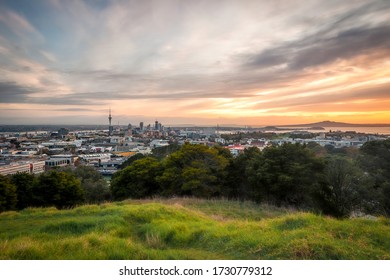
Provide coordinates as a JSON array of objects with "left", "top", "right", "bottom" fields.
[
  {"left": 108, "top": 107, "right": 113, "bottom": 136},
  {"left": 109, "top": 107, "right": 112, "bottom": 126}
]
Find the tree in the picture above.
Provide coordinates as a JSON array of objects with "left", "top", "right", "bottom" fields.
[
  {"left": 157, "top": 144, "right": 229, "bottom": 197},
  {"left": 32, "top": 171, "right": 84, "bottom": 209},
  {"left": 80, "top": 177, "right": 110, "bottom": 204},
  {"left": 224, "top": 147, "right": 261, "bottom": 199},
  {"left": 111, "top": 157, "right": 162, "bottom": 200},
  {"left": 10, "top": 172, "right": 35, "bottom": 210},
  {"left": 247, "top": 143, "right": 325, "bottom": 208},
  {"left": 120, "top": 153, "right": 146, "bottom": 169},
  {"left": 0, "top": 175, "right": 17, "bottom": 212},
  {"left": 319, "top": 157, "right": 372, "bottom": 217},
  {"left": 62, "top": 166, "right": 111, "bottom": 203},
  {"left": 152, "top": 143, "right": 181, "bottom": 160},
  {"left": 359, "top": 139, "right": 390, "bottom": 215}
]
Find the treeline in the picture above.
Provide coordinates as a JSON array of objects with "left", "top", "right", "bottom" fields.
[
  {"left": 1, "top": 140, "right": 389, "bottom": 217},
  {"left": 0, "top": 166, "right": 110, "bottom": 211},
  {"left": 111, "top": 140, "right": 390, "bottom": 217}
]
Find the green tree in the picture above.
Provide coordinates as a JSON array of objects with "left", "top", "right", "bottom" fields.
[
  {"left": 157, "top": 144, "right": 229, "bottom": 197},
  {"left": 224, "top": 147, "right": 261, "bottom": 199},
  {"left": 319, "top": 157, "right": 372, "bottom": 217},
  {"left": 33, "top": 171, "right": 84, "bottom": 209},
  {"left": 0, "top": 175, "right": 17, "bottom": 212},
  {"left": 62, "top": 166, "right": 111, "bottom": 203},
  {"left": 111, "top": 157, "right": 162, "bottom": 200},
  {"left": 247, "top": 143, "right": 325, "bottom": 208},
  {"left": 152, "top": 143, "right": 180, "bottom": 160},
  {"left": 120, "top": 153, "right": 145, "bottom": 169},
  {"left": 10, "top": 172, "right": 35, "bottom": 210},
  {"left": 359, "top": 139, "right": 390, "bottom": 215}
]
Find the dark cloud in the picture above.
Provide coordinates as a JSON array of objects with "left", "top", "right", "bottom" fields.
[
  {"left": 0, "top": 81, "right": 106, "bottom": 105},
  {"left": 289, "top": 25, "right": 390, "bottom": 70},
  {"left": 52, "top": 107, "right": 97, "bottom": 112},
  {"left": 2, "top": 107, "right": 96, "bottom": 112},
  {"left": 0, "top": 81, "right": 37, "bottom": 103},
  {"left": 245, "top": 25, "right": 390, "bottom": 71},
  {"left": 244, "top": 0, "right": 390, "bottom": 71},
  {"left": 68, "top": 90, "right": 252, "bottom": 101},
  {"left": 34, "top": 95, "right": 105, "bottom": 106}
]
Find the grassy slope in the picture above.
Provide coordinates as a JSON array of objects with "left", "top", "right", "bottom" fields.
[{"left": 0, "top": 198, "right": 389, "bottom": 260}]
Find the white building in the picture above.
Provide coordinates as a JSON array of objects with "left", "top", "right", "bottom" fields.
[{"left": 0, "top": 160, "right": 45, "bottom": 176}]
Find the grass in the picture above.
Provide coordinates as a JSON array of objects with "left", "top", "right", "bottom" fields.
[{"left": 0, "top": 198, "right": 389, "bottom": 260}]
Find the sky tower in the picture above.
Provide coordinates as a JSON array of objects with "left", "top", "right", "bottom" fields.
[{"left": 108, "top": 107, "right": 113, "bottom": 136}]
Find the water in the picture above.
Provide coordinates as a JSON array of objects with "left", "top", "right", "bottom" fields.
[
  {"left": 264, "top": 126, "right": 390, "bottom": 135},
  {"left": 322, "top": 126, "right": 390, "bottom": 135}
]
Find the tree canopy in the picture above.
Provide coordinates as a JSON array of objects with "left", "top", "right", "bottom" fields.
[
  {"left": 0, "top": 175, "right": 17, "bottom": 212},
  {"left": 32, "top": 171, "right": 84, "bottom": 209},
  {"left": 157, "top": 144, "right": 230, "bottom": 197},
  {"left": 111, "top": 157, "right": 163, "bottom": 200},
  {"left": 247, "top": 143, "right": 325, "bottom": 208},
  {"left": 62, "top": 166, "right": 110, "bottom": 203}
]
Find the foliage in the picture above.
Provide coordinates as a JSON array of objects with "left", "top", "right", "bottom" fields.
[
  {"left": 0, "top": 175, "right": 17, "bottom": 212},
  {"left": 111, "top": 157, "right": 163, "bottom": 200},
  {"left": 32, "top": 171, "right": 84, "bottom": 209},
  {"left": 2, "top": 139, "right": 389, "bottom": 218},
  {"left": 62, "top": 166, "right": 110, "bottom": 203},
  {"left": 157, "top": 144, "right": 230, "bottom": 197},
  {"left": 0, "top": 198, "right": 389, "bottom": 260},
  {"left": 10, "top": 173, "right": 35, "bottom": 210},
  {"left": 224, "top": 147, "right": 261, "bottom": 199},
  {"left": 319, "top": 157, "right": 373, "bottom": 217},
  {"left": 152, "top": 144, "right": 181, "bottom": 160},
  {"left": 247, "top": 143, "right": 325, "bottom": 208},
  {"left": 359, "top": 139, "right": 390, "bottom": 215},
  {"left": 120, "top": 153, "right": 145, "bottom": 169}
]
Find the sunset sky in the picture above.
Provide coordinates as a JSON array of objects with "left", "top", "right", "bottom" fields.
[{"left": 0, "top": 0, "right": 389, "bottom": 126}]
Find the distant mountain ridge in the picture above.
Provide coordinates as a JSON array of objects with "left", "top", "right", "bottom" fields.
[{"left": 281, "top": 121, "right": 390, "bottom": 128}]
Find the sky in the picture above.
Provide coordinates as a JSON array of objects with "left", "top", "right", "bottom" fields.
[{"left": 0, "top": 0, "right": 389, "bottom": 126}]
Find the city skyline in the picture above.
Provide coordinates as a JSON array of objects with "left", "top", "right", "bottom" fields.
[{"left": 0, "top": 0, "right": 389, "bottom": 126}]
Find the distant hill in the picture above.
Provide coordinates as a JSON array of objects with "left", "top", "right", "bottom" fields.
[{"left": 282, "top": 121, "right": 390, "bottom": 128}]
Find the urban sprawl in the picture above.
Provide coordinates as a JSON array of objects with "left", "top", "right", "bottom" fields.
[{"left": 1, "top": 112, "right": 388, "bottom": 177}]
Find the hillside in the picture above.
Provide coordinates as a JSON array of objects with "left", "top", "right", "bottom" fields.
[
  {"left": 281, "top": 121, "right": 390, "bottom": 127},
  {"left": 0, "top": 198, "right": 389, "bottom": 260}
]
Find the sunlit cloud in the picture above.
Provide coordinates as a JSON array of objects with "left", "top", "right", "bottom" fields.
[{"left": 0, "top": 0, "right": 389, "bottom": 125}]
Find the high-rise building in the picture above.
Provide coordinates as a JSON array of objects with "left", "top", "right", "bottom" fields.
[
  {"left": 127, "top": 123, "right": 132, "bottom": 136},
  {"left": 108, "top": 107, "right": 113, "bottom": 136},
  {"left": 140, "top": 122, "right": 144, "bottom": 131}
]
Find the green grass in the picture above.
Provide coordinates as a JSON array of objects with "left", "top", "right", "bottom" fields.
[{"left": 0, "top": 198, "right": 389, "bottom": 260}]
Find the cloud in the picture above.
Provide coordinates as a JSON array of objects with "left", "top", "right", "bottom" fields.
[
  {"left": 244, "top": 24, "right": 390, "bottom": 71},
  {"left": 243, "top": 1, "right": 390, "bottom": 71},
  {"left": 250, "top": 83, "right": 390, "bottom": 110},
  {"left": 0, "top": 0, "right": 390, "bottom": 125},
  {"left": 0, "top": 81, "right": 37, "bottom": 103},
  {"left": 40, "top": 51, "right": 57, "bottom": 62},
  {"left": 289, "top": 25, "right": 390, "bottom": 70}
]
